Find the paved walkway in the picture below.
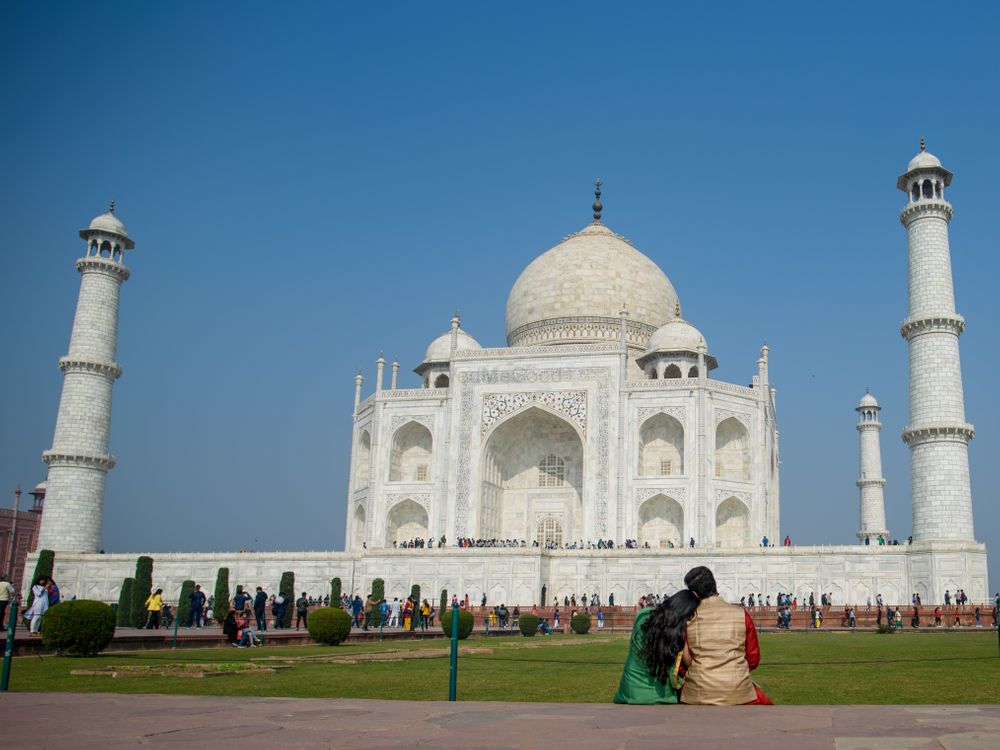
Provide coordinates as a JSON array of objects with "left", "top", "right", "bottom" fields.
[{"left": 0, "top": 693, "right": 997, "bottom": 749}]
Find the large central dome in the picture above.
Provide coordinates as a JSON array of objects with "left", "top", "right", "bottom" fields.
[{"left": 505, "top": 222, "right": 679, "bottom": 348}]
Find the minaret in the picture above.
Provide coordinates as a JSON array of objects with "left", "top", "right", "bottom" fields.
[
  {"left": 897, "top": 141, "right": 975, "bottom": 541},
  {"left": 856, "top": 391, "right": 888, "bottom": 542},
  {"left": 37, "top": 202, "right": 135, "bottom": 553}
]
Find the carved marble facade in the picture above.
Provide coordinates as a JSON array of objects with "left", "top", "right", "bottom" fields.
[{"left": 345, "top": 346, "right": 779, "bottom": 552}]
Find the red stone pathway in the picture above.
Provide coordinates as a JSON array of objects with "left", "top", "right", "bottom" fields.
[{"left": 0, "top": 693, "right": 997, "bottom": 749}]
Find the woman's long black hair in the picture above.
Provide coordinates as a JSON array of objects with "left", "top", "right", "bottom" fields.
[{"left": 640, "top": 590, "right": 700, "bottom": 685}]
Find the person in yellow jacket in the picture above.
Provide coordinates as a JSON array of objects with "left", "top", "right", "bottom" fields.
[
  {"left": 145, "top": 588, "right": 164, "bottom": 629},
  {"left": 420, "top": 599, "right": 431, "bottom": 630}
]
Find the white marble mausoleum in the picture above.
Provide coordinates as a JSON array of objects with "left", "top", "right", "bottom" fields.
[{"left": 28, "top": 146, "right": 990, "bottom": 607}]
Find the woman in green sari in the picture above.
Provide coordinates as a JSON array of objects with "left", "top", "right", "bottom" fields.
[{"left": 613, "top": 590, "right": 700, "bottom": 704}]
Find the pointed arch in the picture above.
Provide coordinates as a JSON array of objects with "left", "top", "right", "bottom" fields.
[
  {"left": 637, "top": 494, "right": 683, "bottom": 548},
  {"left": 638, "top": 413, "right": 684, "bottom": 476},
  {"left": 480, "top": 405, "right": 583, "bottom": 541},
  {"left": 715, "top": 417, "right": 750, "bottom": 480},
  {"left": 385, "top": 498, "right": 428, "bottom": 546},
  {"left": 389, "top": 421, "right": 432, "bottom": 482},
  {"left": 353, "top": 505, "right": 367, "bottom": 549},
  {"left": 715, "top": 496, "right": 750, "bottom": 547},
  {"left": 355, "top": 429, "right": 371, "bottom": 489}
]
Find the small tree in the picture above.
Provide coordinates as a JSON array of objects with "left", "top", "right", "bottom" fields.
[
  {"left": 519, "top": 613, "right": 539, "bottom": 637},
  {"left": 410, "top": 584, "right": 422, "bottom": 630},
  {"left": 25, "top": 549, "right": 55, "bottom": 609},
  {"left": 440, "top": 608, "right": 474, "bottom": 639},
  {"left": 279, "top": 571, "right": 295, "bottom": 628},
  {"left": 116, "top": 578, "right": 135, "bottom": 627},
  {"left": 330, "top": 577, "right": 342, "bottom": 606},
  {"left": 440, "top": 588, "right": 448, "bottom": 616},
  {"left": 41, "top": 600, "right": 116, "bottom": 656},
  {"left": 176, "top": 580, "right": 195, "bottom": 627},
  {"left": 213, "top": 567, "right": 231, "bottom": 624},
  {"left": 307, "top": 607, "right": 352, "bottom": 645},
  {"left": 370, "top": 578, "right": 385, "bottom": 627},
  {"left": 570, "top": 613, "right": 591, "bottom": 635},
  {"left": 130, "top": 556, "right": 154, "bottom": 628}
]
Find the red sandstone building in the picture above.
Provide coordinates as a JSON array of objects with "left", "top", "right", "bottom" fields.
[{"left": 0, "top": 483, "right": 45, "bottom": 592}]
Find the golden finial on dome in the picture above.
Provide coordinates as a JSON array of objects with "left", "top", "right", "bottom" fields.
[
  {"left": 592, "top": 177, "right": 602, "bottom": 223},
  {"left": 109, "top": 199, "right": 116, "bottom": 215},
  {"left": 675, "top": 301, "right": 681, "bottom": 317},
  {"left": 920, "top": 136, "right": 926, "bottom": 152}
]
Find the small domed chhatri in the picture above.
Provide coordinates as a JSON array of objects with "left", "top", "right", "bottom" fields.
[
  {"left": 420, "top": 327, "right": 481, "bottom": 365},
  {"left": 858, "top": 391, "right": 879, "bottom": 409},
  {"left": 413, "top": 320, "right": 481, "bottom": 388},
  {"left": 505, "top": 181, "right": 678, "bottom": 350},
  {"left": 80, "top": 200, "right": 135, "bottom": 249},
  {"left": 636, "top": 311, "right": 718, "bottom": 379}
]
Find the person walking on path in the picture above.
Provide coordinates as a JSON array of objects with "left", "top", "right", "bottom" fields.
[
  {"left": 23, "top": 576, "right": 49, "bottom": 634},
  {"left": 144, "top": 588, "right": 164, "bottom": 629},
  {"left": 295, "top": 592, "right": 309, "bottom": 630},
  {"left": 0, "top": 572, "right": 14, "bottom": 629}
]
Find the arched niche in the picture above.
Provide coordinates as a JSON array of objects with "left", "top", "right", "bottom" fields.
[
  {"left": 385, "top": 498, "right": 428, "bottom": 546},
  {"left": 638, "top": 413, "right": 684, "bottom": 477},
  {"left": 715, "top": 417, "right": 750, "bottom": 481},
  {"left": 389, "top": 421, "right": 432, "bottom": 482},
  {"left": 480, "top": 405, "right": 583, "bottom": 541},
  {"left": 715, "top": 496, "right": 750, "bottom": 548},
  {"left": 637, "top": 494, "right": 683, "bottom": 548},
  {"left": 353, "top": 505, "right": 367, "bottom": 549},
  {"left": 355, "top": 430, "right": 371, "bottom": 489}
]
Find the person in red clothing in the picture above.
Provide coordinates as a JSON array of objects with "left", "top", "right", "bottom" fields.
[
  {"left": 680, "top": 566, "right": 772, "bottom": 705},
  {"left": 783, "top": 535, "right": 791, "bottom": 546}
]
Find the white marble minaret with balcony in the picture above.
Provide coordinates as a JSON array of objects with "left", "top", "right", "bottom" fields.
[
  {"left": 856, "top": 391, "right": 888, "bottom": 542},
  {"left": 898, "top": 141, "right": 975, "bottom": 542},
  {"left": 38, "top": 203, "right": 134, "bottom": 552}
]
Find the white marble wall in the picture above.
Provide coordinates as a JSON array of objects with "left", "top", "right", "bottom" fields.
[{"left": 30, "top": 543, "right": 988, "bottom": 608}]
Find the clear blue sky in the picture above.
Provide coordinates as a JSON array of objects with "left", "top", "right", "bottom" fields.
[{"left": 2, "top": 2, "right": 997, "bottom": 589}]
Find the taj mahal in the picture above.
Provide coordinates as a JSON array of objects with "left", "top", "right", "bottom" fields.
[{"left": 27, "top": 143, "right": 990, "bottom": 606}]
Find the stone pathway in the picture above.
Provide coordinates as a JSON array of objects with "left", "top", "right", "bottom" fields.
[{"left": 0, "top": 693, "right": 997, "bottom": 749}]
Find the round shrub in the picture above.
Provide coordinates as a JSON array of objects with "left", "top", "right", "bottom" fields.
[
  {"left": 307, "top": 607, "right": 353, "bottom": 646},
  {"left": 41, "top": 600, "right": 116, "bottom": 656},
  {"left": 518, "top": 613, "right": 539, "bottom": 636},
  {"left": 570, "top": 613, "right": 591, "bottom": 635},
  {"left": 440, "top": 608, "right": 475, "bottom": 639}
]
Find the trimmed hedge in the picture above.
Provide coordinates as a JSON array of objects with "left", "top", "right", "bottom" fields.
[
  {"left": 176, "top": 580, "right": 195, "bottom": 627},
  {"left": 25, "top": 549, "right": 55, "bottom": 609},
  {"left": 41, "top": 600, "right": 116, "bottom": 656},
  {"left": 130, "top": 556, "right": 154, "bottom": 628},
  {"left": 116, "top": 578, "right": 135, "bottom": 627},
  {"left": 410, "top": 585, "right": 421, "bottom": 630},
  {"left": 440, "top": 589, "right": 448, "bottom": 616},
  {"left": 570, "top": 613, "right": 591, "bottom": 635},
  {"left": 214, "top": 568, "right": 231, "bottom": 624},
  {"left": 518, "top": 613, "right": 539, "bottom": 636},
  {"left": 279, "top": 572, "right": 295, "bottom": 628},
  {"left": 371, "top": 578, "right": 385, "bottom": 603},
  {"left": 330, "top": 578, "right": 342, "bottom": 606},
  {"left": 307, "top": 607, "right": 353, "bottom": 645},
  {"left": 440, "top": 608, "right": 474, "bottom": 639}
]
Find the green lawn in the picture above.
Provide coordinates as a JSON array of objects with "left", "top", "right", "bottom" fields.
[{"left": 8, "top": 631, "right": 999, "bottom": 704}]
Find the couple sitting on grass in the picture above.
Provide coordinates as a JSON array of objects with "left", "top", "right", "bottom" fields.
[{"left": 615, "top": 566, "right": 772, "bottom": 705}]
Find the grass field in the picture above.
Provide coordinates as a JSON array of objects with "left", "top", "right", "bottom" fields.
[{"left": 9, "top": 631, "right": 1000, "bottom": 704}]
